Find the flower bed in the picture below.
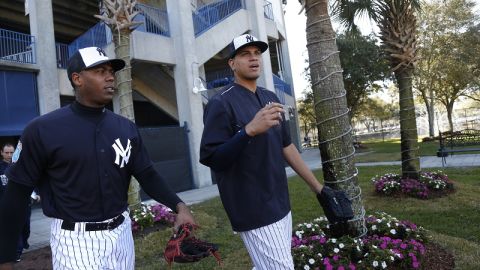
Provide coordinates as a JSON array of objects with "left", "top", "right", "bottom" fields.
[
  {"left": 130, "top": 203, "right": 175, "bottom": 233},
  {"left": 292, "top": 212, "right": 429, "bottom": 269},
  {"left": 371, "top": 171, "right": 454, "bottom": 199}
]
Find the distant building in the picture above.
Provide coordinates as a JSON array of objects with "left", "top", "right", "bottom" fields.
[{"left": 0, "top": 0, "right": 299, "bottom": 191}]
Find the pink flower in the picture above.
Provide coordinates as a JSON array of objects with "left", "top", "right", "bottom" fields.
[
  {"left": 412, "top": 261, "right": 420, "bottom": 268},
  {"left": 338, "top": 266, "right": 345, "bottom": 270}
]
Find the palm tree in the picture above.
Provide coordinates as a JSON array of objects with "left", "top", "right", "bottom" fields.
[
  {"left": 299, "top": 0, "right": 366, "bottom": 237},
  {"left": 96, "top": 0, "right": 143, "bottom": 209},
  {"left": 334, "top": 0, "right": 422, "bottom": 179}
]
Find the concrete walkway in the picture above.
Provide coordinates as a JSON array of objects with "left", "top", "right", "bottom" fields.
[{"left": 26, "top": 149, "right": 480, "bottom": 252}]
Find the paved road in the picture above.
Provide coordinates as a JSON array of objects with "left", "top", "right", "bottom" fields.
[{"left": 26, "top": 148, "right": 480, "bottom": 252}]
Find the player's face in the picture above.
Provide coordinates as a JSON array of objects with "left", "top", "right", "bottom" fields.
[
  {"left": 229, "top": 46, "right": 262, "bottom": 82},
  {"left": 74, "top": 63, "right": 116, "bottom": 108},
  {"left": 1, "top": 146, "right": 14, "bottom": 163}
]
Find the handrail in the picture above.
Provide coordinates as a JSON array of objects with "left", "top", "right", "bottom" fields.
[
  {"left": 193, "top": 0, "right": 245, "bottom": 36},
  {"left": 0, "top": 28, "right": 36, "bottom": 64},
  {"left": 68, "top": 22, "right": 111, "bottom": 56},
  {"left": 134, "top": 3, "right": 170, "bottom": 37},
  {"left": 205, "top": 69, "right": 234, "bottom": 89},
  {"left": 264, "top": 0, "right": 274, "bottom": 20},
  {"left": 273, "top": 74, "right": 292, "bottom": 96},
  {"left": 55, "top": 42, "right": 69, "bottom": 68}
]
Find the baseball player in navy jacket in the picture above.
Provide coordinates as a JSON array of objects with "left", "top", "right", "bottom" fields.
[
  {"left": 200, "top": 34, "right": 331, "bottom": 269},
  {"left": 0, "top": 47, "right": 195, "bottom": 270}
]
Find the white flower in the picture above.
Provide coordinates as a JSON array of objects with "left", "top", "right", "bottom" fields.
[
  {"left": 333, "top": 248, "right": 340, "bottom": 253},
  {"left": 331, "top": 238, "right": 337, "bottom": 243},
  {"left": 306, "top": 223, "right": 312, "bottom": 228},
  {"left": 356, "top": 246, "right": 361, "bottom": 251},
  {"left": 339, "top": 243, "right": 345, "bottom": 248},
  {"left": 390, "top": 229, "right": 397, "bottom": 235},
  {"left": 317, "top": 253, "right": 322, "bottom": 257},
  {"left": 372, "top": 245, "right": 378, "bottom": 249},
  {"left": 309, "top": 258, "right": 315, "bottom": 264},
  {"left": 371, "top": 225, "right": 377, "bottom": 230},
  {"left": 377, "top": 219, "right": 382, "bottom": 223},
  {"left": 390, "top": 256, "right": 394, "bottom": 261},
  {"left": 387, "top": 222, "right": 391, "bottom": 227},
  {"left": 382, "top": 261, "right": 387, "bottom": 268},
  {"left": 304, "top": 265, "right": 310, "bottom": 270},
  {"left": 373, "top": 261, "right": 379, "bottom": 267}
]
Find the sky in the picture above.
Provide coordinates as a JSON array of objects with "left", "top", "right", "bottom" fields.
[{"left": 283, "top": 0, "right": 480, "bottom": 100}]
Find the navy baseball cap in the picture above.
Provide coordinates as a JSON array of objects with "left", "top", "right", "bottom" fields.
[
  {"left": 67, "top": 47, "right": 125, "bottom": 81},
  {"left": 228, "top": 34, "right": 268, "bottom": 59}
]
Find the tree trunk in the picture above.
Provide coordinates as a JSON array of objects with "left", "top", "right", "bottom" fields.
[
  {"left": 380, "top": 119, "right": 385, "bottom": 142},
  {"left": 427, "top": 88, "right": 435, "bottom": 137},
  {"left": 113, "top": 30, "right": 141, "bottom": 210},
  {"left": 446, "top": 102, "right": 454, "bottom": 132},
  {"left": 396, "top": 69, "right": 420, "bottom": 179},
  {"left": 305, "top": 0, "right": 365, "bottom": 237}
]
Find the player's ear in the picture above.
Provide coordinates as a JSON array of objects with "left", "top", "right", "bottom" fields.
[
  {"left": 71, "top": 72, "right": 82, "bottom": 88},
  {"left": 228, "top": 59, "right": 235, "bottom": 72}
]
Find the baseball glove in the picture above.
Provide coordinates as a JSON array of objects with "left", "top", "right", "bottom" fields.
[
  {"left": 317, "top": 186, "right": 354, "bottom": 224},
  {"left": 164, "top": 223, "right": 222, "bottom": 267}
]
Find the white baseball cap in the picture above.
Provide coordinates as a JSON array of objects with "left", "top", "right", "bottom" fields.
[
  {"left": 228, "top": 34, "right": 268, "bottom": 59},
  {"left": 67, "top": 47, "right": 125, "bottom": 81}
]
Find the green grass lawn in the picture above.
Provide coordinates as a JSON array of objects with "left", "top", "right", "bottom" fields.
[
  {"left": 354, "top": 139, "right": 440, "bottom": 163},
  {"left": 135, "top": 166, "right": 480, "bottom": 270}
]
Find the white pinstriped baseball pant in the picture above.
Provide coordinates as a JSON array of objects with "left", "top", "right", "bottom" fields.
[
  {"left": 239, "top": 211, "right": 294, "bottom": 270},
  {"left": 50, "top": 211, "right": 134, "bottom": 270}
]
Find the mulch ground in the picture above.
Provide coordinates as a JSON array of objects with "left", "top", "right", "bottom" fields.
[{"left": 16, "top": 241, "right": 454, "bottom": 269}]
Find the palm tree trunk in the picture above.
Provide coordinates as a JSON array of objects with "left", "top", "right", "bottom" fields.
[
  {"left": 114, "top": 31, "right": 135, "bottom": 121},
  {"left": 304, "top": 0, "right": 365, "bottom": 237},
  {"left": 396, "top": 69, "right": 420, "bottom": 179},
  {"left": 95, "top": 0, "right": 143, "bottom": 211},
  {"left": 112, "top": 30, "right": 141, "bottom": 210}
]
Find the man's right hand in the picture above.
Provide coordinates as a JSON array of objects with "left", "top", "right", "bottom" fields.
[
  {"left": 0, "top": 263, "right": 14, "bottom": 270},
  {"left": 245, "top": 102, "right": 284, "bottom": 136}
]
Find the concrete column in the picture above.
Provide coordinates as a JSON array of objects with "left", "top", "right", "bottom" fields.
[
  {"left": 166, "top": 0, "right": 211, "bottom": 188},
  {"left": 244, "top": 0, "right": 274, "bottom": 91},
  {"left": 28, "top": 0, "right": 60, "bottom": 114}
]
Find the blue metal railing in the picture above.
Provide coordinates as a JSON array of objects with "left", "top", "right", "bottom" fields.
[
  {"left": 193, "top": 0, "right": 245, "bottom": 36},
  {"left": 273, "top": 74, "right": 292, "bottom": 104},
  {"left": 134, "top": 3, "right": 170, "bottom": 36},
  {"left": 0, "top": 28, "right": 36, "bottom": 64},
  {"left": 264, "top": 1, "right": 274, "bottom": 20},
  {"left": 206, "top": 69, "right": 234, "bottom": 89},
  {"left": 68, "top": 22, "right": 112, "bottom": 56},
  {"left": 55, "top": 43, "right": 70, "bottom": 68}
]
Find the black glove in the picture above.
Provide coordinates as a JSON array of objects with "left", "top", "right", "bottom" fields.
[{"left": 317, "top": 186, "right": 354, "bottom": 224}]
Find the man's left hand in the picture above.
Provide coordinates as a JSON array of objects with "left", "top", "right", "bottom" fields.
[{"left": 174, "top": 203, "right": 196, "bottom": 231}]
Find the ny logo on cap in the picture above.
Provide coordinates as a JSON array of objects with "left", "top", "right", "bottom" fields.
[
  {"left": 246, "top": 35, "right": 254, "bottom": 42},
  {"left": 96, "top": 47, "right": 107, "bottom": 57}
]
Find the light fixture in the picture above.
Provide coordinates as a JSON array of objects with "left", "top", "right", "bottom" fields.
[{"left": 192, "top": 77, "right": 208, "bottom": 94}]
